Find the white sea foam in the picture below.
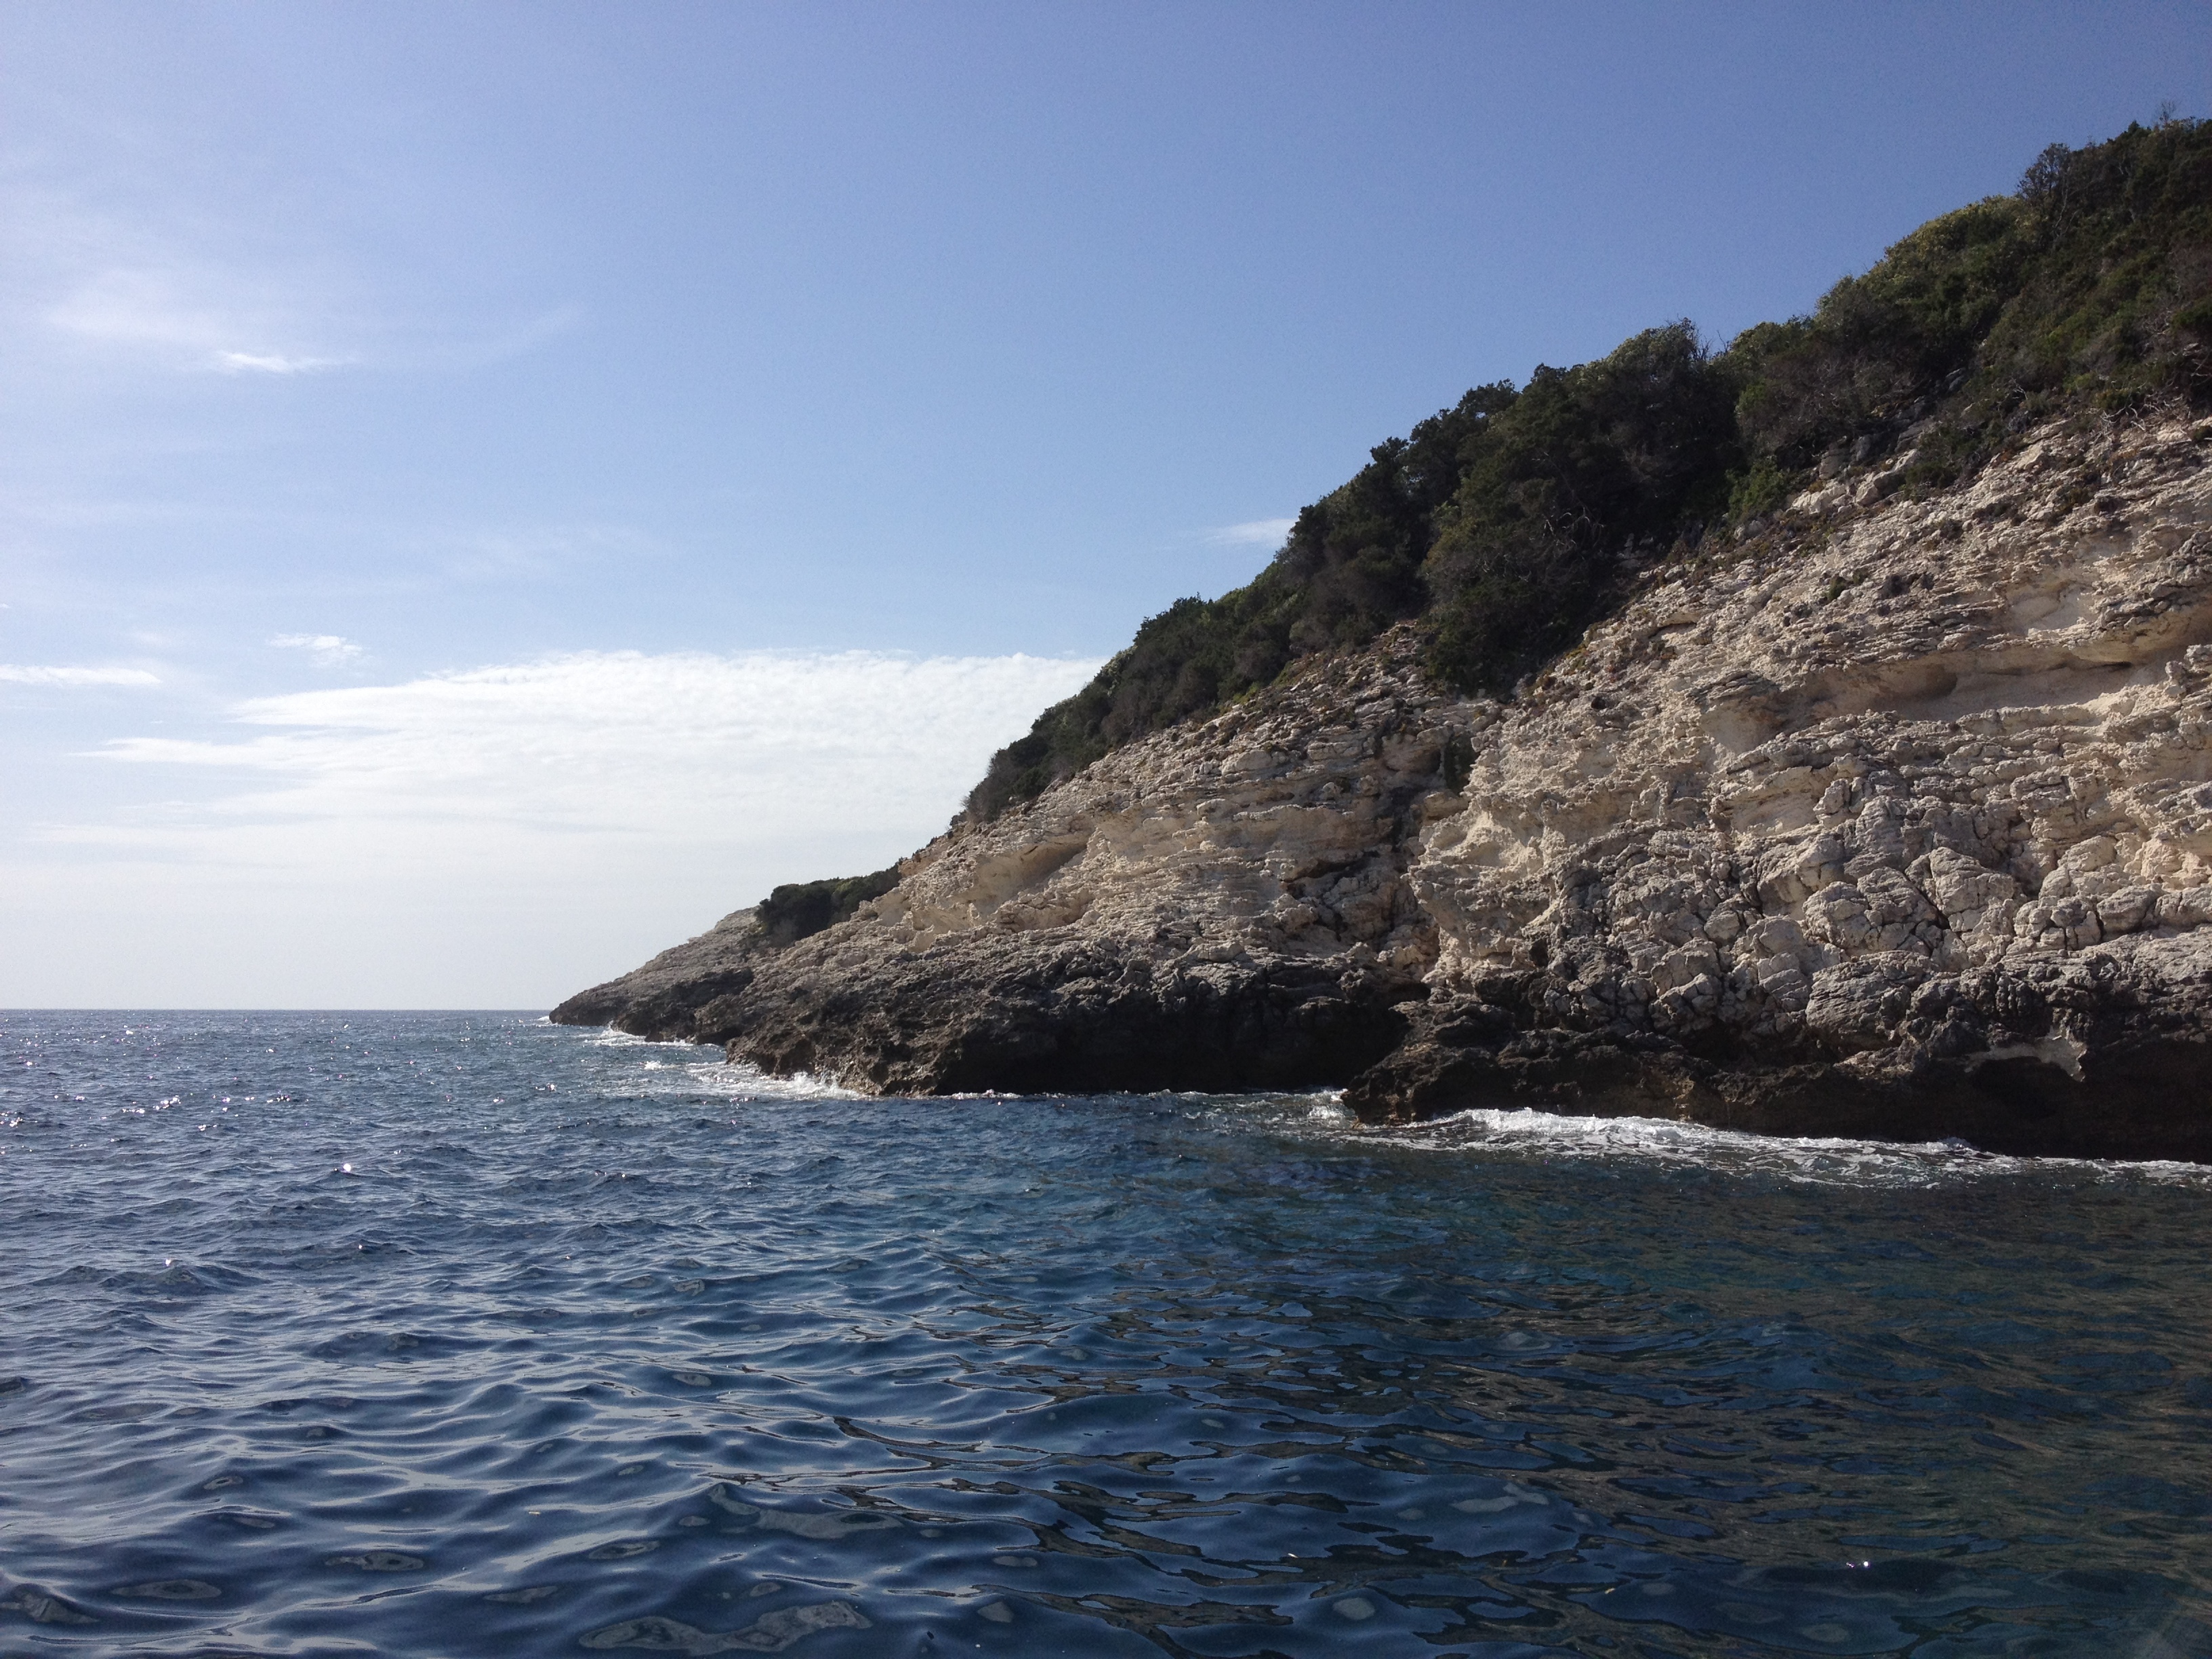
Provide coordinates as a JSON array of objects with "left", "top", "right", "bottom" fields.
[
  {"left": 1342, "top": 1105, "right": 2212, "bottom": 1189},
  {"left": 609, "top": 1055, "right": 863, "bottom": 1102},
  {"left": 580, "top": 1028, "right": 697, "bottom": 1050},
  {"left": 565, "top": 1027, "right": 2211, "bottom": 1183},
  {"left": 568, "top": 1023, "right": 862, "bottom": 1100},
  {"left": 687, "top": 1061, "right": 863, "bottom": 1101}
]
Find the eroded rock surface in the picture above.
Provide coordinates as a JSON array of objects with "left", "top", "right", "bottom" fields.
[
  {"left": 551, "top": 907, "right": 767, "bottom": 1040},
  {"left": 558, "top": 415, "right": 2212, "bottom": 1158}
]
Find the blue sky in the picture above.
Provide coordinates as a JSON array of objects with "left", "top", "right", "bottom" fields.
[{"left": 4, "top": 1, "right": 2208, "bottom": 1006}]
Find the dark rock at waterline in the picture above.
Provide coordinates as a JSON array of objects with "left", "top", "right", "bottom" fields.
[
  {"left": 1342, "top": 937, "right": 2212, "bottom": 1162},
  {"left": 556, "top": 415, "right": 2212, "bottom": 1162},
  {"left": 689, "top": 931, "right": 1426, "bottom": 1096},
  {"left": 549, "top": 907, "right": 764, "bottom": 1041}
]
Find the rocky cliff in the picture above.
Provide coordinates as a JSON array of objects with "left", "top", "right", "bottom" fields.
[{"left": 556, "top": 411, "right": 2212, "bottom": 1160}]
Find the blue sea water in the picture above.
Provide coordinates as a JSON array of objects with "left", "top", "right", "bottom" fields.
[{"left": 3, "top": 1012, "right": 2209, "bottom": 1658}]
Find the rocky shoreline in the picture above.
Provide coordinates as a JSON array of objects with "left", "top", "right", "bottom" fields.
[{"left": 556, "top": 413, "right": 2212, "bottom": 1161}]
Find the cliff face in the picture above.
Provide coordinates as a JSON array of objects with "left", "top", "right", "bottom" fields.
[
  {"left": 551, "top": 906, "right": 767, "bottom": 1038},
  {"left": 557, "top": 413, "right": 2212, "bottom": 1159},
  {"left": 1353, "top": 411, "right": 2212, "bottom": 1160}
]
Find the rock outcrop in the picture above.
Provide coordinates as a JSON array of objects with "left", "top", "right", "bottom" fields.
[
  {"left": 552, "top": 907, "right": 769, "bottom": 1040},
  {"left": 558, "top": 413, "right": 2212, "bottom": 1160}
]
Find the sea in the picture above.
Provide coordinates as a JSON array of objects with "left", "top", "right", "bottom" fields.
[{"left": 3, "top": 1011, "right": 2209, "bottom": 1658}]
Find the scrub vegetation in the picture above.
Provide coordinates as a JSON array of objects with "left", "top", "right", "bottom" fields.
[
  {"left": 754, "top": 867, "right": 901, "bottom": 946},
  {"left": 964, "top": 117, "right": 2212, "bottom": 822}
]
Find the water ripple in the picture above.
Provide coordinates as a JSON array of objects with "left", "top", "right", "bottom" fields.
[{"left": 1, "top": 1010, "right": 2208, "bottom": 1655}]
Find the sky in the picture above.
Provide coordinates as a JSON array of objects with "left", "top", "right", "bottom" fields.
[{"left": 4, "top": 2, "right": 2209, "bottom": 1008}]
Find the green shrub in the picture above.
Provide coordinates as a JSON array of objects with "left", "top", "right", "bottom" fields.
[
  {"left": 1731, "top": 199, "right": 2034, "bottom": 466},
  {"left": 958, "top": 117, "right": 2212, "bottom": 822},
  {"left": 1726, "top": 457, "right": 1799, "bottom": 523},
  {"left": 755, "top": 867, "right": 901, "bottom": 947},
  {"left": 1418, "top": 323, "right": 1742, "bottom": 691}
]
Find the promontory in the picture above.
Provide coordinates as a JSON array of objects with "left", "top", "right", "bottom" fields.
[{"left": 556, "top": 121, "right": 2212, "bottom": 1162}]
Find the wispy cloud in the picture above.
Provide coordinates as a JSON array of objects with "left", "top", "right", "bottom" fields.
[
  {"left": 0, "top": 664, "right": 160, "bottom": 687},
  {"left": 39, "top": 251, "right": 355, "bottom": 377},
  {"left": 85, "top": 649, "right": 1101, "bottom": 854},
  {"left": 270, "top": 632, "right": 365, "bottom": 665},
  {"left": 407, "top": 304, "right": 585, "bottom": 372},
  {"left": 7, "top": 181, "right": 571, "bottom": 383},
  {"left": 16, "top": 649, "right": 1099, "bottom": 1003},
  {"left": 432, "top": 521, "right": 651, "bottom": 583},
  {"left": 1208, "top": 517, "right": 1296, "bottom": 548},
  {"left": 214, "top": 350, "right": 346, "bottom": 376}
]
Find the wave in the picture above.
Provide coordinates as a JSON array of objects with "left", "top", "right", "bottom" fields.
[{"left": 1325, "top": 1104, "right": 2212, "bottom": 1189}]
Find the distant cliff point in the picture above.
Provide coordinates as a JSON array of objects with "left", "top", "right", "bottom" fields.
[{"left": 558, "top": 119, "right": 2212, "bottom": 1161}]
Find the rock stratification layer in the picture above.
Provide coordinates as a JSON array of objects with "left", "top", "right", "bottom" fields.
[{"left": 557, "top": 415, "right": 2212, "bottom": 1159}]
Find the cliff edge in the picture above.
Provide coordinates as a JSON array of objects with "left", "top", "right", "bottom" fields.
[
  {"left": 560, "top": 414, "right": 2212, "bottom": 1158},
  {"left": 555, "top": 123, "right": 2212, "bottom": 1158}
]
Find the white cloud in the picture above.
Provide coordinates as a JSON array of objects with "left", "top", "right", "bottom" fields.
[
  {"left": 1208, "top": 517, "right": 1296, "bottom": 548},
  {"left": 7, "top": 182, "right": 567, "bottom": 383},
  {"left": 214, "top": 350, "right": 345, "bottom": 375},
  {"left": 0, "top": 663, "right": 160, "bottom": 687},
  {"left": 41, "top": 256, "right": 352, "bottom": 377},
  {"left": 270, "top": 632, "right": 365, "bottom": 665},
  {"left": 92, "top": 649, "right": 1095, "bottom": 843},
  {"left": 4, "top": 649, "right": 1101, "bottom": 1006},
  {"left": 408, "top": 304, "right": 585, "bottom": 372}
]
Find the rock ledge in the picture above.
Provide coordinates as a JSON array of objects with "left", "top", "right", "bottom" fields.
[{"left": 558, "top": 415, "right": 2212, "bottom": 1161}]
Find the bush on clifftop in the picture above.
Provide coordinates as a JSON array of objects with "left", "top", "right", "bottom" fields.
[
  {"left": 960, "top": 117, "right": 2212, "bottom": 824},
  {"left": 754, "top": 867, "right": 901, "bottom": 947}
]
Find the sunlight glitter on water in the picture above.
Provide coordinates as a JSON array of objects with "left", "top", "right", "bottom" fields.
[{"left": 2, "top": 1010, "right": 2208, "bottom": 1656}]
